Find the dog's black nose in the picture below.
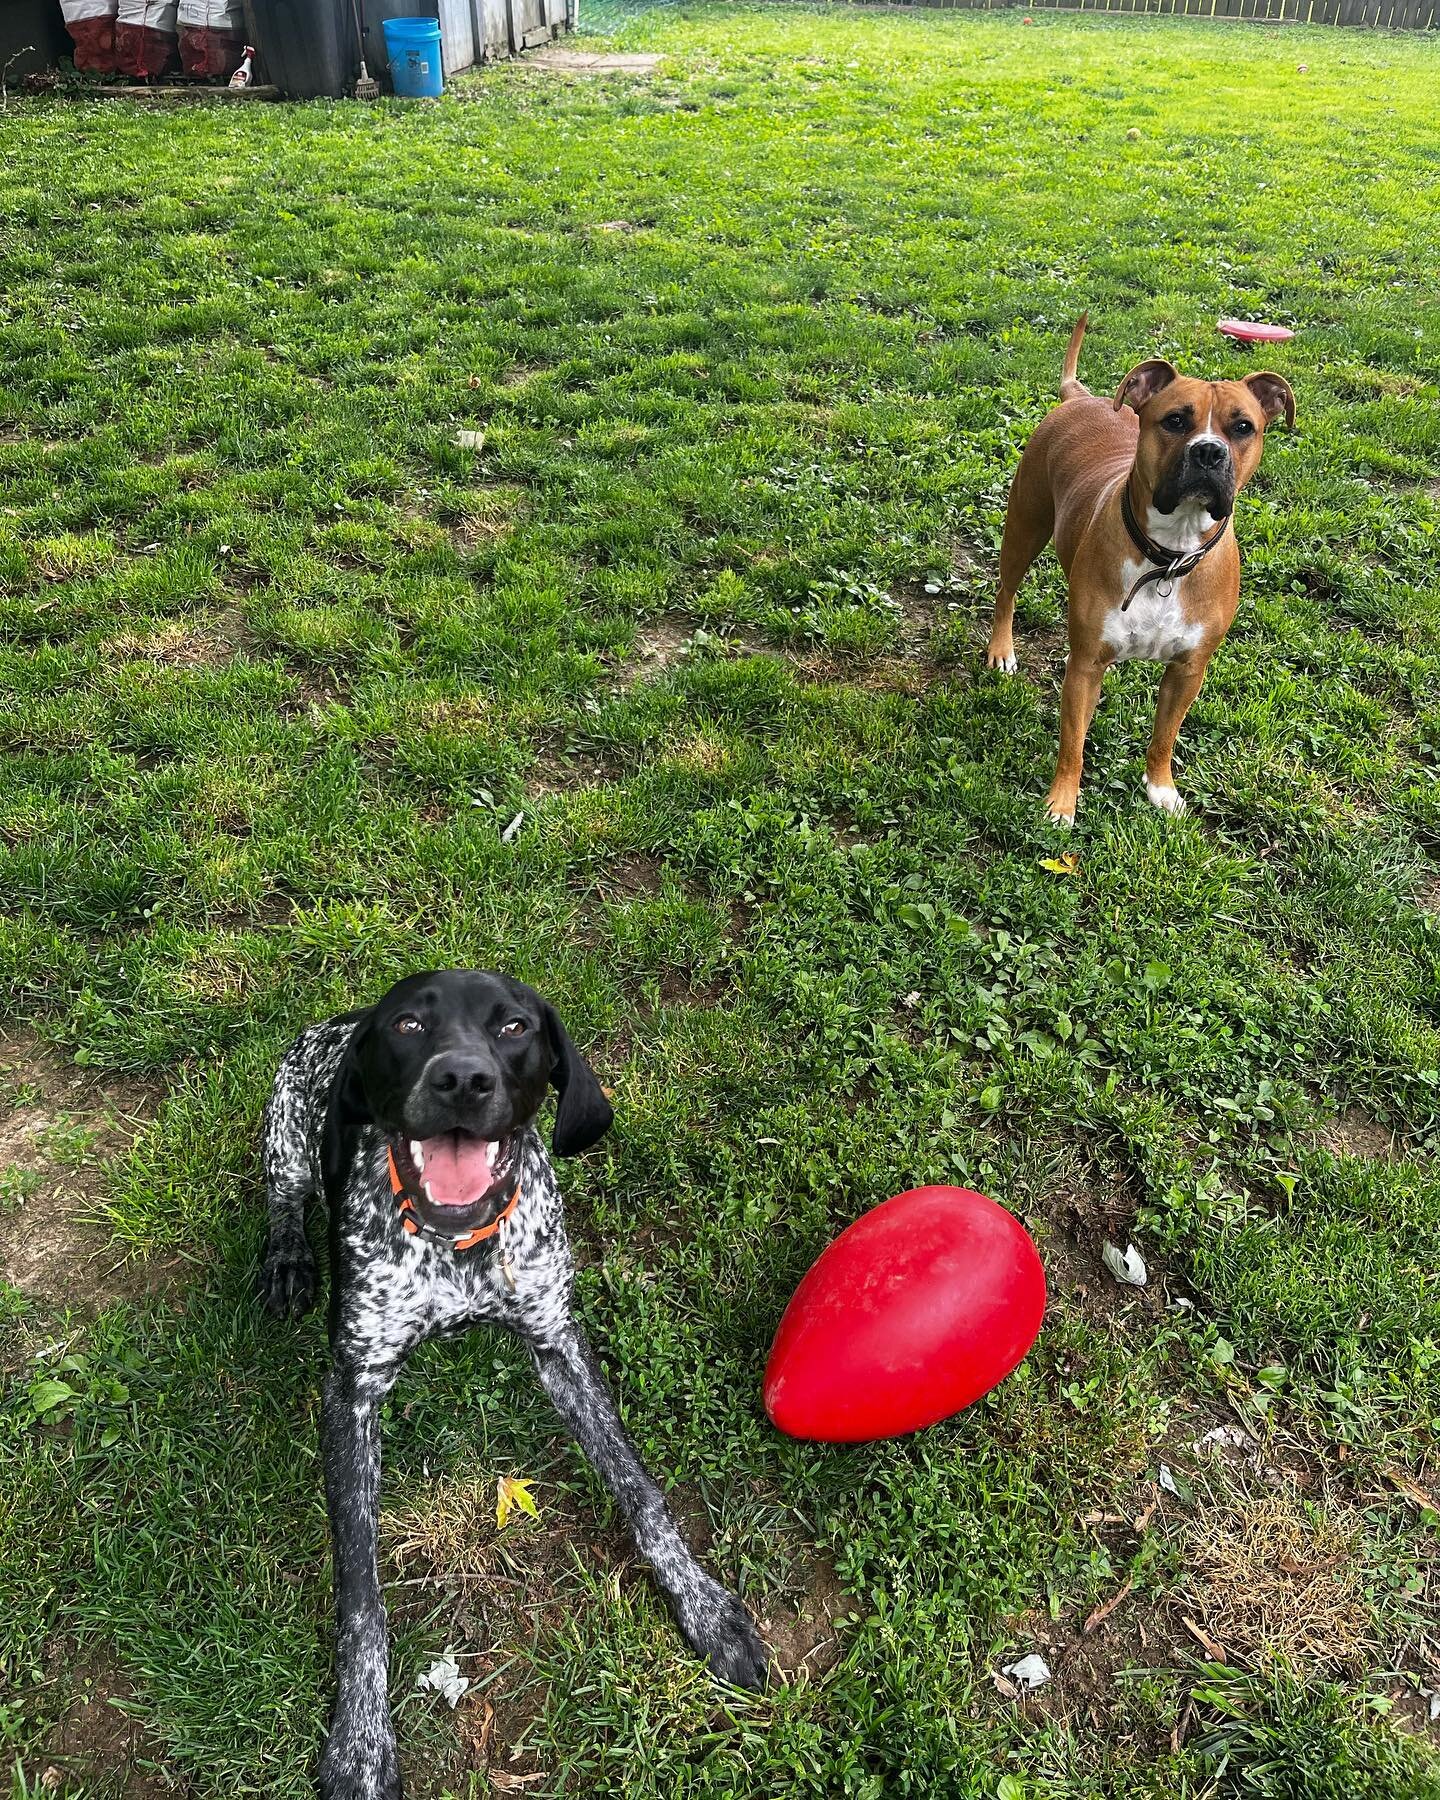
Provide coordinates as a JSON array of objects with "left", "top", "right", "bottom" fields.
[
  {"left": 427, "top": 1054, "right": 496, "bottom": 1098},
  {"left": 1189, "top": 439, "right": 1229, "bottom": 471}
]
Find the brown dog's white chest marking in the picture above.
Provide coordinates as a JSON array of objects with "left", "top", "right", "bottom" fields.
[{"left": 985, "top": 315, "right": 1294, "bottom": 825}]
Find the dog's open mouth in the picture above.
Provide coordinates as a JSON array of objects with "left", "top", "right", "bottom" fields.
[{"left": 391, "top": 1131, "right": 514, "bottom": 1229}]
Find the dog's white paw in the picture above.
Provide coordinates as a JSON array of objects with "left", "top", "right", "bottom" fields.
[
  {"left": 1045, "top": 804, "right": 1076, "bottom": 828},
  {"left": 986, "top": 650, "right": 1018, "bottom": 674},
  {"left": 1145, "top": 781, "right": 1186, "bottom": 816}
]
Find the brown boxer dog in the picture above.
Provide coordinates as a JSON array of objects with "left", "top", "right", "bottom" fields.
[{"left": 986, "top": 315, "right": 1294, "bottom": 825}]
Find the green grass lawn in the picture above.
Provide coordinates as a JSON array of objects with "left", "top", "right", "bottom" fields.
[{"left": 2, "top": 4, "right": 1439, "bottom": 1794}]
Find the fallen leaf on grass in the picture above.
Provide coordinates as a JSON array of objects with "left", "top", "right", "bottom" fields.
[
  {"left": 496, "top": 1475, "right": 539, "bottom": 1530},
  {"left": 1181, "top": 1615, "right": 1227, "bottom": 1661},
  {"left": 489, "top": 1774, "right": 546, "bottom": 1791},
  {"left": 1082, "top": 1576, "right": 1133, "bottom": 1634},
  {"left": 1382, "top": 1467, "right": 1438, "bottom": 1513},
  {"left": 1170, "top": 1696, "right": 1196, "bottom": 1754},
  {"left": 1039, "top": 852, "right": 1081, "bottom": 875}
]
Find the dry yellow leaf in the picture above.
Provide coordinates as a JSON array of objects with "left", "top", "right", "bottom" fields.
[
  {"left": 1040, "top": 852, "right": 1081, "bottom": 875},
  {"left": 495, "top": 1475, "right": 539, "bottom": 1530}
]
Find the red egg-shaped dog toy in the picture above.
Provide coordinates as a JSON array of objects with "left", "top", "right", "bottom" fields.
[
  {"left": 764, "top": 1187, "right": 1045, "bottom": 1442},
  {"left": 1217, "top": 318, "right": 1295, "bottom": 344}
]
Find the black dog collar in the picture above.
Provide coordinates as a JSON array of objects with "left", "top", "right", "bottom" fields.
[{"left": 1120, "top": 483, "right": 1229, "bottom": 612}]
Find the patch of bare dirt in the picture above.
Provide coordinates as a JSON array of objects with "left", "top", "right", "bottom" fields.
[
  {"left": 655, "top": 967, "right": 731, "bottom": 1009},
  {"left": 790, "top": 648, "right": 934, "bottom": 697},
  {"left": 525, "top": 742, "right": 613, "bottom": 799},
  {"left": 614, "top": 616, "right": 693, "bottom": 689},
  {"left": 593, "top": 852, "right": 663, "bottom": 902},
  {"left": 0, "top": 1031, "right": 169, "bottom": 1310},
  {"left": 1011, "top": 1600, "right": 1193, "bottom": 1749},
  {"left": 1009, "top": 615, "right": 1069, "bottom": 683},
  {"left": 1040, "top": 1223, "right": 1144, "bottom": 1324},
  {"left": 30, "top": 1647, "right": 177, "bottom": 1798},
  {"left": 102, "top": 606, "right": 249, "bottom": 671},
  {"left": 891, "top": 582, "right": 945, "bottom": 653},
  {"left": 1031, "top": 1157, "right": 1169, "bottom": 1327},
  {"left": 1318, "top": 1108, "right": 1396, "bottom": 1160},
  {"left": 445, "top": 485, "right": 526, "bottom": 548},
  {"left": 758, "top": 1553, "right": 847, "bottom": 1683},
  {"left": 524, "top": 49, "right": 661, "bottom": 73},
  {"left": 996, "top": 1548, "right": 1194, "bottom": 1755}
]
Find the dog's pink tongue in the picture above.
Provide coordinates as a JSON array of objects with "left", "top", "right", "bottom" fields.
[{"left": 418, "top": 1133, "right": 495, "bottom": 1207}]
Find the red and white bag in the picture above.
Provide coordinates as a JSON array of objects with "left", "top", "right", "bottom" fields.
[
  {"left": 178, "top": 0, "right": 245, "bottom": 78},
  {"left": 114, "top": 0, "right": 179, "bottom": 77},
  {"left": 61, "top": 0, "right": 119, "bottom": 74}
]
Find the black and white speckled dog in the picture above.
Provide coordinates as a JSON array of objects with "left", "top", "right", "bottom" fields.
[{"left": 260, "top": 969, "right": 769, "bottom": 1800}]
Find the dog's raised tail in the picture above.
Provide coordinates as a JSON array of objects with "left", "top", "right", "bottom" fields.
[{"left": 1060, "top": 312, "right": 1089, "bottom": 402}]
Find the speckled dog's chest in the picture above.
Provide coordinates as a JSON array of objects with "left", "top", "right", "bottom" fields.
[{"left": 334, "top": 1134, "right": 575, "bottom": 1361}]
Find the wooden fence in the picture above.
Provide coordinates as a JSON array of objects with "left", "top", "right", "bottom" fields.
[{"left": 885, "top": 0, "right": 1437, "bottom": 27}]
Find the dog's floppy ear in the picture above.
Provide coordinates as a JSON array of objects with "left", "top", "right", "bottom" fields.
[
  {"left": 1114, "top": 359, "right": 1179, "bottom": 414},
  {"left": 1243, "top": 371, "right": 1295, "bottom": 430},
  {"left": 542, "top": 1003, "right": 613, "bottom": 1157},
  {"left": 320, "top": 1010, "right": 376, "bottom": 1208}
]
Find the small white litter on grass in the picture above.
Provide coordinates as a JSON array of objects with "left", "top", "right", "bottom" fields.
[
  {"left": 454, "top": 429, "right": 486, "bottom": 450},
  {"left": 1001, "top": 1653, "right": 1052, "bottom": 1691},
  {"left": 1194, "top": 1425, "right": 1256, "bottom": 1457},
  {"left": 501, "top": 811, "right": 524, "bottom": 843},
  {"left": 1158, "top": 1464, "right": 1181, "bottom": 1496},
  {"left": 417, "top": 1651, "right": 470, "bottom": 1707},
  {"left": 1102, "top": 1241, "right": 1148, "bottom": 1286}
]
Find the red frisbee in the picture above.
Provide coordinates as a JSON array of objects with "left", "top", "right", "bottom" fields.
[
  {"left": 763, "top": 1186, "right": 1046, "bottom": 1443},
  {"left": 1218, "top": 318, "right": 1295, "bottom": 344}
]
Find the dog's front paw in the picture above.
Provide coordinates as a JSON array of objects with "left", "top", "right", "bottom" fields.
[
  {"left": 1044, "top": 778, "right": 1079, "bottom": 827},
  {"left": 259, "top": 1233, "right": 317, "bottom": 1320},
  {"left": 1144, "top": 779, "right": 1186, "bottom": 816},
  {"left": 318, "top": 1729, "right": 403, "bottom": 1800},
  {"left": 681, "top": 1580, "right": 771, "bottom": 1692},
  {"left": 985, "top": 645, "right": 1018, "bottom": 674}
]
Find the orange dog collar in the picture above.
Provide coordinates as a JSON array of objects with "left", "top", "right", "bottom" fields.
[{"left": 387, "top": 1144, "right": 521, "bottom": 1251}]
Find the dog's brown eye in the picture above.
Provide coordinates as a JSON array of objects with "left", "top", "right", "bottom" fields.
[
  {"left": 393, "top": 1016, "right": 424, "bottom": 1035},
  {"left": 1161, "top": 412, "right": 1189, "bottom": 433},
  {"left": 1229, "top": 417, "right": 1256, "bottom": 437},
  {"left": 499, "top": 1019, "right": 527, "bottom": 1038}
]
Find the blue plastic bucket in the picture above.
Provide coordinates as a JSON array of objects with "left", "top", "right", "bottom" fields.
[{"left": 382, "top": 16, "right": 443, "bottom": 98}]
